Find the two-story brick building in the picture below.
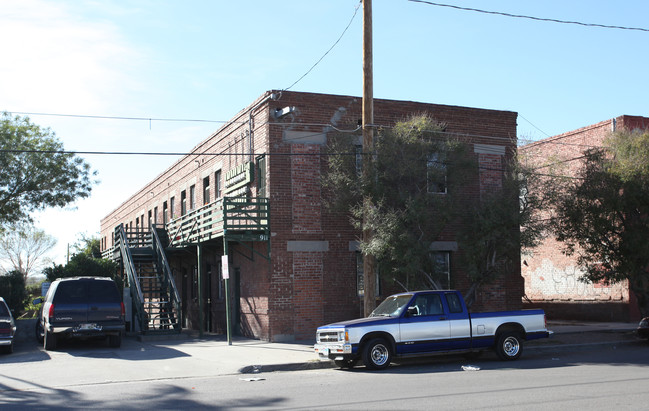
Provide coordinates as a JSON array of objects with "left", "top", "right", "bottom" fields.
[
  {"left": 520, "top": 115, "right": 649, "bottom": 322},
  {"left": 100, "top": 90, "right": 522, "bottom": 342}
]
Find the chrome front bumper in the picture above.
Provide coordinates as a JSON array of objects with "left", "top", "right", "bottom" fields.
[{"left": 314, "top": 343, "right": 352, "bottom": 358}]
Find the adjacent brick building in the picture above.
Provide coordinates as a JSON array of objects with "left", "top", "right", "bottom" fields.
[
  {"left": 520, "top": 115, "right": 649, "bottom": 322},
  {"left": 101, "top": 90, "right": 522, "bottom": 342}
]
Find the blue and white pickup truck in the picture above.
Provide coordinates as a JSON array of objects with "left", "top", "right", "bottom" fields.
[{"left": 314, "top": 290, "right": 551, "bottom": 369}]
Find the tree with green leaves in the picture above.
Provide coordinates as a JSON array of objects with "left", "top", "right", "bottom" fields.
[
  {"left": 0, "top": 224, "right": 56, "bottom": 281},
  {"left": 324, "top": 114, "right": 545, "bottom": 307},
  {"left": 552, "top": 129, "right": 649, "bottom": 317},
  {"left": 43, "top": 235, "right": 119, "bottom": 286},
  {"left": 457, "top": 157, "right": 548, "bottom": 306},
  {"left": 324, "top": 115, "right": 479, "bottom": 294},
  {"left": 0, "top": 269, "right": 27, "bottom": 315},
  {"left": 0, "top": 112, "right": 94, "bottom": 230}
]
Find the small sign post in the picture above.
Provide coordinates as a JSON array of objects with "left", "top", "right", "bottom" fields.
[
  {"left": 222, "top": 246, "right": 232, "bottom": 345},
  {"left": 221, "top": 255, "right": 230, "bottom": 279}
]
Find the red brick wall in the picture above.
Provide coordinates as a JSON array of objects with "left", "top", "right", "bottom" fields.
[
  {"left": 519, "top": 115, "right": 649, "bottom": 321},
  {"left": 101, "top": 90, "right": 521, "bottom": 341}
]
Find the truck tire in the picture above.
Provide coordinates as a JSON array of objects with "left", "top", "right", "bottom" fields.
[
  {"left": 44, "top": 331, "right": 57, "bottom": 351},
  {"left": 334, "top": 358, "right": 358, "bottom": 369},
  {"left": 362, "top": 338, "right": 392, "bottom": 370},
  {"left": 495, "top": 331, "right": 522, "bottom": 361}
]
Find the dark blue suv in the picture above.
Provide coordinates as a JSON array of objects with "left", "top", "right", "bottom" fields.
[{"left": 34, "top": 277, "right": 125, "bottom": 351}]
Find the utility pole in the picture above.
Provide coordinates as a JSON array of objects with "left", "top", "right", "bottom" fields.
[{"left": 362, "top": 0, "right": 377, "bottom": 316}]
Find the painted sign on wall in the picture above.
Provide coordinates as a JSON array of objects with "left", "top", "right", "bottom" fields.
[{"left": 225, "top": 162, "right": 253, "bottom": 194}]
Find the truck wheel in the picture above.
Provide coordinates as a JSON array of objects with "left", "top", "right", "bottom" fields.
[
  {"left": 363, "top": 338, "right": 392, "bottom": 370},
  {"left": 44, "top": 331, "right": 57, "bottom": 351},
  {"left": 495, "top": 331, "right": 522, "bottom": 361},
  {"left": 334, "top": 359, "right": 358, "bottom": 369}
]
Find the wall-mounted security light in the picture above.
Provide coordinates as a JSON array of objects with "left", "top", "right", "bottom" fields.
[{"left": 274, "top": 106, "right": 296, "bottom": 119}]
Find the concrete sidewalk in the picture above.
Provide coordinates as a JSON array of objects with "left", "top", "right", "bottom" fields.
[{"left": 7, "top": 319, "right": 642, "bottom": 384}]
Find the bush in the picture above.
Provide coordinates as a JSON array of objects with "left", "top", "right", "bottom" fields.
[{"left": 0, "top": 270, "right": 27, "bottom": 316}]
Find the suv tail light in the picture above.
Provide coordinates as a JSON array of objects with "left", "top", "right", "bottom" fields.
[
  {"left": 48, "top": 303, "right": 55, "bottom": 319},
  {"left": 121, "top": 302, "right": 125, "bottom": 317}
]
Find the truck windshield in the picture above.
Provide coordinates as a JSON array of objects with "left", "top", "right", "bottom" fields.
[{"left": 370, "top": 294, "right": 413, "bottom": 317}]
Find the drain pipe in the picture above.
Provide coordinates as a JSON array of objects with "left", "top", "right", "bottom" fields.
[{"left": 248, "top": 91, "right": 280, "bottom": 162}]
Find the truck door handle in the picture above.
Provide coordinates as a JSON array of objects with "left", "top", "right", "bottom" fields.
[{"left": 439, "top": 317, "right": 446, "bottom": 320}]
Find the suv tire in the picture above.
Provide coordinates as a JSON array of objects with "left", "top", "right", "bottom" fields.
[
  {"left": 35, "top": 320, "right": 44, "bottom": 344},
  {"left": 108, "top": 333, "right": 122, "bottom": 348},
  {"left": 44, "top": 331, "right": 57, "bottom": 351}
]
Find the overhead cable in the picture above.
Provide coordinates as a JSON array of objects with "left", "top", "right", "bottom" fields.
[
  {"left": 408, "top": 0, "right": 649, "bottom": 32},
  {"left": 283, "top": 1, "right": 362, "bottom": 91}
]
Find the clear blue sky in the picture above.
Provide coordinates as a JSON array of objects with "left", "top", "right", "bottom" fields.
[{"left": 1, "top": 0, "right": 648, "bottom": 265}]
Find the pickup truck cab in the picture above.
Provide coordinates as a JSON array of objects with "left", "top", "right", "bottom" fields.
[{"left": 314, "top": 290, "right": 551, "bottom": 369}]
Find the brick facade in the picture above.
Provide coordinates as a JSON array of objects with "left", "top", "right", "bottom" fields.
[
  {"left": 101, "top": 90, "right": 521, "bottom": 342},
  {"left": 520, "top": 115, "right": 649, "bottom": 321}
]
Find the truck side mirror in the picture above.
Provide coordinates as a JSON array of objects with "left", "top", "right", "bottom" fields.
[{"left": 407, "top": 306, "right": 418, "bottom": 317}]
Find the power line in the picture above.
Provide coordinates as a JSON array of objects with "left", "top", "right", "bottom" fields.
[
  {"left": 3, "top": 110, "right": 612, "bottom": 150},
  {"left": 518, "top": 114, "right": 551, "bottom": 139},
  {"left": 4, "top": 110, "right": 519, "bottom": 144},
  {"left": 0, "top": 148, "right": 587, "bottom": 181},
  {"left": 6, "top": 111, "right": 233, "bottom": 125},
  {"left": 0, "top": 149, "right": 358, "bottom": 157},
  {"left": 3, "top": 111, "right": 609, "bottom": 151},
  {"left": 408, "top": 0, "right": 649, "bottom": 32},
  {"left": 283, "top": 1, "right": 362, "bottom": 91}
]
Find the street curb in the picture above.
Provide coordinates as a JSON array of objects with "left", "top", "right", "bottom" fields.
[
  {"left": 239, "top": 360, "right": 335, "bottom": 374},
  {"left": 239, "top": 335, "right": 645, "bottom": 374},
  {"left": 527, "top": 337, "right": 642, "bottom": 351}
]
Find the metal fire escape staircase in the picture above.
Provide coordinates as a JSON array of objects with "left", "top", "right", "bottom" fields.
[
  {"left": 167, "top": 197, "right": 270, "bottom": 260},
  {"left": 114, "top": 224, "right": 181, "bottom": 335},
  {"left": 110, "top": 197, "right": 269, "bottom": 336}
]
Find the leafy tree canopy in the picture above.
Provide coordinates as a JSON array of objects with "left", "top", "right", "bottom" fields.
[
  {"left": 553, "top": 129, "right": 649, "bottom": 317},
  {"left": 0, "top": 112, "right": 94, "bottom": 231},
  {"left": 457, "top": 158, "right": 548, "bottom": 306},
  {"left": 324, "top": 114, "right": 480, "bottom": 292},
  {"left": 0, "top": 269, "right": 27, "bottom": 315},
  {"left": 43, "top": 236, "right": 119, "bottom": 288}
]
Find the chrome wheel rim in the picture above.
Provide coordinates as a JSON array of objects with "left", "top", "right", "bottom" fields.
[
  {"left": 503, "top": 336, "right": 520, "bottom": 357},
  {"left": 370, "top": 343, "right": 389, "bottom": 366}
]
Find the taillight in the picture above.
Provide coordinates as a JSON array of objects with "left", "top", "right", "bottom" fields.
[
  {"left": 48, "top": 303, "right": 55, "bottom": 318},
  {"left": 544, "top": 314, "right": 547, "bottom": 329},
  {"left": 121, "top": 302, "right": 125, "bottom": 317}
]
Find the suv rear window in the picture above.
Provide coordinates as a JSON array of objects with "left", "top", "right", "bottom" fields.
[
  {"left": 88, "top": 281, "right": 121, "bottom": 303},
  {"left": 53, "top": 279, "right": 120, "bottom": 304},
  {"left": 0, "top": 302, "right": 9, "bottom": 316},
  {"left": 53, "top": 281, "right": 87, "bottom": 304}
]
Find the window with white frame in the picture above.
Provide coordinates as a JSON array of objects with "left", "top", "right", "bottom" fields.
[
  {"left": 203, "top": 177, "right": 210, "bottom": 205},
  {"left": 189, "top": 185, "right": 196, "bottom": 211}
]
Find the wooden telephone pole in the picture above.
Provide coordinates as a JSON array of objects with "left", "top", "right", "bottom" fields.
[{"left": 362, "top": 0, "right": 377, "bottom": 316}]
